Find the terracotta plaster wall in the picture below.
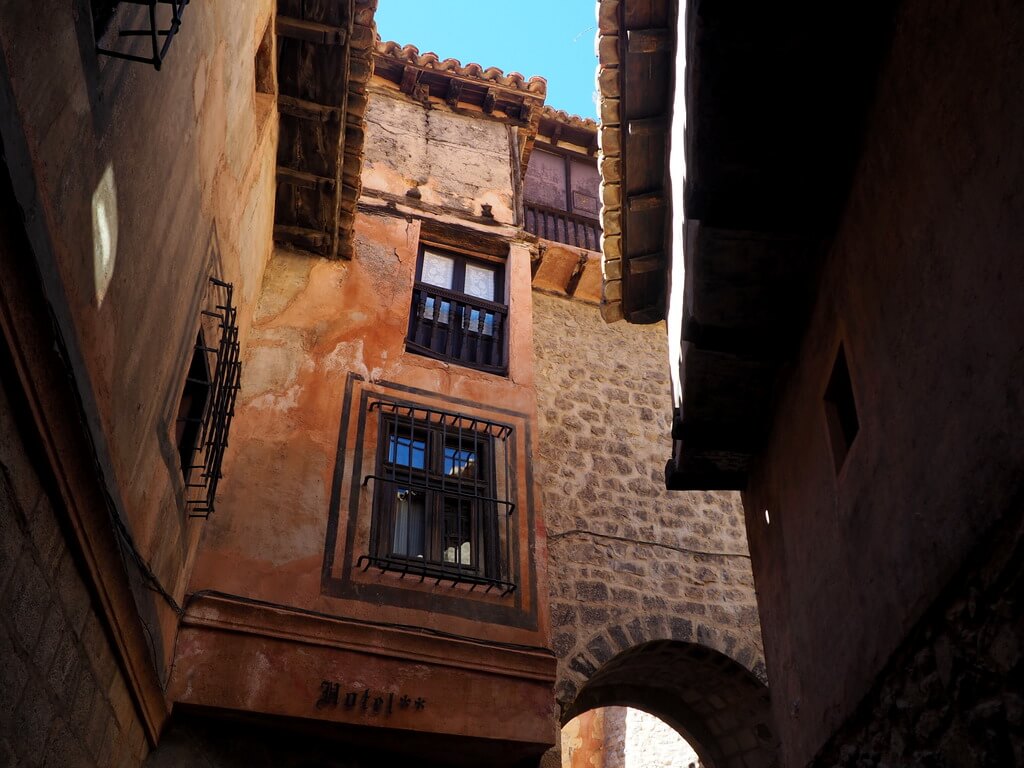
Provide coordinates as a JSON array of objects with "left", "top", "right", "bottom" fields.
[
  {"left": 0, "top": 1, "right": 279, "bottom": 666},
  {"left": 191, "top": 212, "right": 544, "bottom": 630},
  {"left": 741, "top": 1, "right": 1024, "bottom": 764},
  {"left": 531, "top": 292, "right": 763, "bottom": 708},
  {"left": 178, "top": 216, "right": 553, "bottom": 745}
]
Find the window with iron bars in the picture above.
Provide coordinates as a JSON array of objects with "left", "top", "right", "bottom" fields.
[
  {"left": 175, "top": 277, "right": 241, "bottom": 518},
  {"left": 359, "top": 399, "right": 516, "bottom": 595}
]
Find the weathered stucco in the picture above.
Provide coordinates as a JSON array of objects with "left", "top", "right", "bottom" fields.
[
  {"left": 362, "top": 87, "right": 518, "bottom": 224},
  {"left": 175, "top": 81, "right": 556, "bottom": 755},
  {"left": 0, "top": 0, "right": 279, "bottom": 676}
]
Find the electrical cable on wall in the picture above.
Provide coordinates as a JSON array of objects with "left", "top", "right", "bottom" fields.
[{"left": 547, "top": 527, "right": 751, "bottom": 559}]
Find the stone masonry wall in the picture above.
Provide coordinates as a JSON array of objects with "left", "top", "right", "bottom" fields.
[
  {"left": 622, "top": 708, "right": 699, "bottom": 768},
  {"left": 560, "top": 707, "right": 701, "bottom": 768},
  {"left": 0, "top": 363, "right": 148, "bottom": 767},
  {"left": 531, "top": 291, "right": 764, "bottom": 710},
  {"left": 809, "top": 504, "right": 1024, "bottom": 768}
]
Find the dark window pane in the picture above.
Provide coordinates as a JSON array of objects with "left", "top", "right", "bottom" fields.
[
  {"left": 388, "top": 435, "right": 426, "bottom": 469},
  {"left": 442, "top": 496, "right": 473, "bottom": 566}
]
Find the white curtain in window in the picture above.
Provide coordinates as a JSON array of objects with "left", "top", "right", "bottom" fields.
[
  {"left": 464, "top": 263, "right": 495, "bottom": 301},
  {"left": 421, "top": 251, "right": 455, "bottom": 289}
]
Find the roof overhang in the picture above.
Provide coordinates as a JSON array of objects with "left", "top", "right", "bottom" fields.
[
  {"left": 273, "top": 0, "right": 378, "bottom": 259},
  {"left": 665, "top": 2, "right": 896, "bottom": 490},
  {"left": 594, "top": 1, "right": 897, "bottom": 489},
  {"left": 596, "top": 0, "right": 678, "bottom": 325}
]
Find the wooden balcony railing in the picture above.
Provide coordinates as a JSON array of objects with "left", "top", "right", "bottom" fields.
[
  {"left": 525, "top": 202, "right": 602, "bottom": 251},
  {"left": 406, "top": 283, "right": 508, "bottom": 374}
]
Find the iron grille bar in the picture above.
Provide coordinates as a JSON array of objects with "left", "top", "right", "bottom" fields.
[
  {"left": 360, "top": 475, "right": 515, "bottom": 513},
  {"left": 356, "top": 555, "right": 516, "bottom": 596},
  {"left": 96, "top": 0, "right": 189, "bottom": 71},
  {"left": 186, "top": 277, "right": 241, "bottom": 518},
  {"left": 369, "top": 399, "right": 513, "bottom": 440},
  {"left": 364, "top": 396, "right": 516, "bottom": 595}
]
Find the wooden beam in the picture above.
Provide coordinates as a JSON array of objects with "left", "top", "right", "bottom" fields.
[
  {"left": 445, "top": 79, "right": 463, "bottom": 108},
  {"left": 274, "top": 225, "right": 332, "bottom": 253},
  {"left": 627, "top": 191, "right": 666, "bottom": 212},
  {"left": 626, "top": 28, "right": 672, "bottom": 54},
  {"left": 628, "top": 117, "right": 670, "bottom": 136},
  {"left": 276, "top": 166, "right": 336, "bottom": 194},
  {"left": 625, "top": 253, "right": 665, "bottom": 275},
  {"left": 482, "top": 88, "right": 497, "bottom": 114},
  {"left": 276, "top": 16, "right": 348, "bottom": 45},
  {"left": 400, "top": 65, "right": 420, "bottom": 95},
  {"left": 278, "top": 94, "right": 340, "bottom": 123}
]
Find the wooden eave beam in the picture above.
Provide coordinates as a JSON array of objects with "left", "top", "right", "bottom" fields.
[
  {"left": 277, "top": 166, "right": 336, "bottom": 194},
  {"left": 626, "top": 28, "right": 672, "bottom": 54},
  {"left": 400, "top": 65, "right": 420, "bottom": 95},
  {"left": 625, "top": 252, "right": 665, "bottom": 275},
  {"left": 627, "top": 191, "right": 666, "bottom": 212},
  {"left": 274, "top": 225, "right": 332, "bottom": 253},
  {"left": 445, "top": 79, "right": 463, "bottom": 108},
  {"left": 278, "top": 94, "right": 341, "bottom": 123},
  {"left": 276, "top": 16, "right": 348, "bottom": 45},
  {"left": 628, "top": 116, "right": 670, "bottom": 136},
  {"left": 482, "top": 88, "right": 496, "bottom": 114}
]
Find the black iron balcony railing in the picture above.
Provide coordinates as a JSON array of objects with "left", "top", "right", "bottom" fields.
[
  {"left": 525, "top": 201, "right": 602, "bottom": 251},
  {"left": 96, "top": 0, "right": 189, "bottom": 70},
  {"left": 406, "top": 283, "right": 508, "bottom": 375}
]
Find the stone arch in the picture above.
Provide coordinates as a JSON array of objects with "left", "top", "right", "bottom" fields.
[
  {"left": 561, "top": 639, "right": 777, "bottom": 768},
  {"left": 555, "top": 614, "right": 767, "bottom": 709}
]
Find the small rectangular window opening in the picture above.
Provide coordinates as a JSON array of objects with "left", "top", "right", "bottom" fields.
[
  {"left": 824, "top": 343, "right": 859, "bottom": 473},
  {"left": 176, "top": 330, "right": 212, "bottom": 481},
  {"left": 255, "top": 20, "right": 275, "bottom": 96}
]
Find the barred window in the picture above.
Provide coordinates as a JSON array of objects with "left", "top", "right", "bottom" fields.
[
  {"left": 360, "top": 399, "right": 516, "bottom": 595},
  {"left": 175, "top": 277, "right": 241, "bottom": 518}
]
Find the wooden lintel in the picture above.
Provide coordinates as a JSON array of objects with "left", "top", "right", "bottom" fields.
[
  {"left": 445, "top": 79, "right": 463, "bottom": 107},
  {"left": 274, "top": 225, "right": 332, "bottom": 253},
  {"left": 277, "top": 166, "right": 336, "bottom": 194},
  {"left": 400, "top": 65, "right": 420, "bottom": 95},
  {"left": 626, "top": 253, "right": 665, "bottom": 275},
  {"left": 627, "top": 191, "right": 666, "bottom": 213},
  {"left": 278, "top": 94, "right": 341, "bottom": 124},
  {"left": 482, "top": 89, "right": 497, "bottom": 114},
  {"left": 626, "top": 28, "right": 672, "bottom": 54},
  {"left": 276, "top": 16, "right": 347, "bottom": 45},
  {"left": 628, "top": 117, "right": 670, "bottom": 136}
]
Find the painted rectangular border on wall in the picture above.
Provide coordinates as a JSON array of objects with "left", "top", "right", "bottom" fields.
[{"left": 322, "top": 373, "right": 539, "bottom": 630}]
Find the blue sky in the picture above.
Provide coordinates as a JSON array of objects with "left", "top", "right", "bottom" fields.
[{"left": 374, "top": 1, "right": 599, "bottom": 118}]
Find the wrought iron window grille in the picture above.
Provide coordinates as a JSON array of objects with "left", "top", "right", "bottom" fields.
[
  {"left": 177, "top": 277, "right": 242, "bottom": 518},
  {"left": 359, "top": 399, "right": 517, "bottom": 595},
  {"left": 95, "top": 0, "right": 190, "bottom": 71}
]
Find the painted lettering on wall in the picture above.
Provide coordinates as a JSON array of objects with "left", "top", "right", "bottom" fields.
[{"left": 316, "top": 680, "right": 426, "bottom": 716}]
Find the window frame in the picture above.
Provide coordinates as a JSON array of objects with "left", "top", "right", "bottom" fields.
[
  {"left": 405, "top": 244, "right": 509, "bottom": 375},
  {"left": 362, "top": 400, "right": 516, "bottom": 595}
]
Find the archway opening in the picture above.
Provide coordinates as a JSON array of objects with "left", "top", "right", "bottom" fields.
[
  {"left": 561, "top": 641, "right": 777, "bottom": 768},
  {"left": 562, "top": 706, "right": 701, "bottom": 767}
]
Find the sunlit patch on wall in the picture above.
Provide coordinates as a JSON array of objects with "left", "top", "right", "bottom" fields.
[{"left": 92, "top": 163, "right": 118, "bottom": 306}]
